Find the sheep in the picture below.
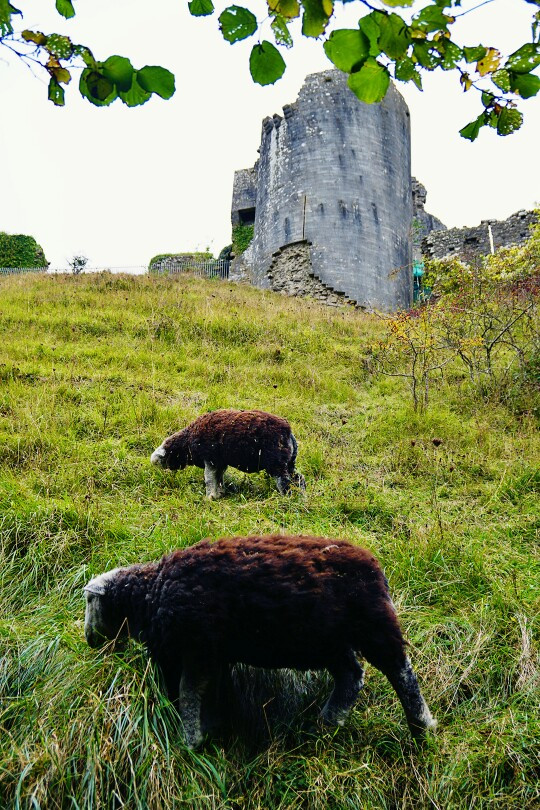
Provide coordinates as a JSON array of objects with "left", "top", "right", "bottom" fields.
[
  {"left": 150, "top": 409, "right": 305, "bottom": 497},
  {"left": 84, "top": 534, "right": 436, "bottom": 749}
]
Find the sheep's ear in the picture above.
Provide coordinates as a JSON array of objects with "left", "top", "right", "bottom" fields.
[
  {"left": 84, "top": 582, "right": 106, "bottom": 596},
  {"left": 84, "top": 568, "right": 121, "bottom": 596}
]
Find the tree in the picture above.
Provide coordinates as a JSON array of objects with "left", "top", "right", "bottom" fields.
[
  {"left": 1, "top": 1, "right": 539, "bottom": 139},
  {"left": 68, "top": 254, "right": 89, "bottom": 274},
  {"left": 0, "top": 2, "right": 175, "bottom": 108}
]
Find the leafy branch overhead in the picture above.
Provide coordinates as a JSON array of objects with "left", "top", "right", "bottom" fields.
[
  {"left": 0, "top": 2, "right": 175, "bottom": 107},
  {"left": 211, "top": 0, "right": 540, "bottom": 139},
  {"left": 1, "top": 1, "right": 539, "bottom": 138}
]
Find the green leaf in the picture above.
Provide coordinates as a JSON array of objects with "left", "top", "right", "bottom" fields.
[
  {"left": 268, "top": 0, "right": 300, "bottom": 18},
  {"left": 379, "top": 0, "right": 414, "bottom": 6},
  {"left": 55, "top": 0, "right": 75, "bottom": 19},
  {"left": 79, "top": 68, "right": 118, "bottom": 106},
  {"left": 358, "top": 12, "right": 382, "bottom": 58},
  {"left": 324, "top": 29, "right": 369, "bottom": 73},
  {"left": 219, "top": 6, "right": 258, "bottom": 43},
  {"left": 0, "top": 3, "right": 13, "bottom": 35},
  {"left": 271, "top": 15, "right": 293, "bottom": 48},
  {"left": 492, "top": 69, "right": 511, "bottom": 92},
  {"left": 437, "top": 39, "right": 462, "bottom": 70},
  {"left": 73, "top": 44, "right": 97, "bottom": 68},
  {"left": 463, "top": 45, "right": 487, "bottom": 63},
  {"left": 414, "top": 4, "right": 453, "bottom": 33},
  {"left": 249, "top": 40, "right": 286, "bottom": 85},
  {"left": 506, "top": 43, "right": 540, "bottom": 73},
  {"left": 45, "top": 33, "right": 73, "bottom": 59},
  {"left": 487, "top": 109, "right": 498, "bottom": 128},
  {"left": 459, "top": 112, "right": 486, "bottom": 141},
  {"left": 48, "top": 76, "right": 65, "bottom": 106},
  {"left": 301, "top": 0, "right": 333, "bottom": 38},
  {"left": 188, "top": 0, "right": 214, "bottom": 16},
  {"left": 137, "top": 66, "right": 176, "bottom": 99},
  {"left": 22, "top": 30, "right": 48, "bottom": 46},
  {"left": 348, "top": 58, "right": 390, "bottom": 103},
  {"left": 119, "top": 75, "right": 152, "bottom": 107},
  {"left": 481, "top": 91, "right": 494, "bottom": 107},
  {"left": 101, "top": 55, "right": 134, "bottom": 92},
  {"left": 496, "top": 107, "right": 523, "bottom": 135},
  {"left": 394, "top": 56, "right": 422, "bottom": 88},
  {"left": 378, "top": 12, "right": 411, "bottom": 59},
  {"left": 509, "top": 71, "right": 540, "bottom": 98},
  {"left": 413, "top": 41, "right": 440, "bottom": 69}
]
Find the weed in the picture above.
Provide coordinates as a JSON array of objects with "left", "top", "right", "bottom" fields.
[{"left": 0, "top": 272, "right": 538, "bottom": 808}]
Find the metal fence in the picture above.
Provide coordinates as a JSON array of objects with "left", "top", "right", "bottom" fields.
[
  {"left": 150, "top": 258, "right": 230, "bottom": 279},
  {"left": 0, "top": 266, "right": 48, "bottom": 275},
  {"left": 1, "top": 260, "right": 230, "bottom": 279},
  {"left": 50, "top": 266, "right": 148, "bottom": 275}
]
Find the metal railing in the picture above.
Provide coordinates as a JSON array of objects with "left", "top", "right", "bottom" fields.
[
  {"left": 49, "top": 266, "right": 148, "bottom": 275},
  {"left": 1, "top": 261, "right": 231, "bottom": 279},
  {"left": 150, "top": 258, "right": 230, "bottom": 279},
  {"left": 0, "top": 266, "right": 48, "bottom": 275}
]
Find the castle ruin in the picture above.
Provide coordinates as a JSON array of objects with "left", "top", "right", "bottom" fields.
[
  {"left": 230, "top": 69, "right": 536, "bottom": 309},
  {"left": 230, "top": 70, "right": 443, "bottom": 311},
  {"left": 422, "top": 209, "right": 538, "bottom": 262}
]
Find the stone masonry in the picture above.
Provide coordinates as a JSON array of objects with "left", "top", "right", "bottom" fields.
[
  {"left": 423, "top": 209, "right": 538, "bottom": 261},
  {"left": 267, "top": 240, "right": 357, "bottom": 307},
  {"left": 230, "top": 70, "right": 444, "bottom": 312}
]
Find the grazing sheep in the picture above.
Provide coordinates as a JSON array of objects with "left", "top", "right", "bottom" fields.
[
  {"left": 150, "top": 409, "right": 305, "bottom": 497},
  {"left": 84, "top": 534, "right": 436, "bottom": 748}
]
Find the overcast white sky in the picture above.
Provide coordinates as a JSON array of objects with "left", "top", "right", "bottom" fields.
[{"left": 1, "top": 0, "right": 539, "bottom": 268}]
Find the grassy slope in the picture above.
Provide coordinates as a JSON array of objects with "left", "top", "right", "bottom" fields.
[{"left": 0, "top": 272, "right": 538, "bottom": 809}]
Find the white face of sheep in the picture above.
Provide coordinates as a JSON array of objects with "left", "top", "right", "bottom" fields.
[
  {"left": 150, "top": 432, "right": 188, "bottom": 470},
  {"left": 150, "top": 445, "right": 167, "bottom": 467},
  {"left": 84, "top": 569, "right": 123, "bottom": 648}
]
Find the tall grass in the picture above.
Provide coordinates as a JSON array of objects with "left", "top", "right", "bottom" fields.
[{"left": 0, "top": 272, "right": 538, "bottom": 808}]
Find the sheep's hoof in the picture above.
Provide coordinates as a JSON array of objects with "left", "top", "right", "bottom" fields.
[
  {"left": 295, "top": 474, "right": 306, "bottom": 492},
  {"left": 410, "top": 716, "right": 437, "bottom": 740}
]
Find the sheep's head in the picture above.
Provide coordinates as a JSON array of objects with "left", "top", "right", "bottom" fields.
[
  {"left": 150, "top": 430, "right": 189, "bottom": 470},
  {"left": 84, "top": 569, "right": 128, "bottom": 648}
]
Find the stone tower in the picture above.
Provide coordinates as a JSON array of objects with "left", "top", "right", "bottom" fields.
[{"left": 231, "top": 70, "right": 416, "bottom": 311}]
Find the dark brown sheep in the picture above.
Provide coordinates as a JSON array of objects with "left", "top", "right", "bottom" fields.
[
  {"left": 84, "top": 534, "right": 436, "bottom": 748},
  {"left": 151, "top": 409, "right": 305, "bottom": 497}
]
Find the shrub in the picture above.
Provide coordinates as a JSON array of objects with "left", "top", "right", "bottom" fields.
[
  {"left": 0, "top": 232, "right": 48, "bottom": 268},
  {"left": 232, "top": 224, "right": 254, "bottom": 256},
  {"left": 148, "top": 252, "right": 212, "bottom": 270}
]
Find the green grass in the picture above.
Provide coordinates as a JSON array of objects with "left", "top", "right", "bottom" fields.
[{"left": 0, "top": 271, "right": 539, "bottom": 809}]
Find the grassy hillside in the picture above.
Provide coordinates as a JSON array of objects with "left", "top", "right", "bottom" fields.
[{"left": 0, "top": 272, "right": 538, "bottom": 809}]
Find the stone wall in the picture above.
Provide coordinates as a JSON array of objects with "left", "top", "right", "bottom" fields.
[
  {"left": 267, "top": 240, "right": 356, "bottom": 307},
  {"left": 412, "top": 178, "right": 446, "bottom": 244},
  {"left": 231, "top": 167, "right": 258, "bottom": 226},
  {"left": 422, "top": 209, "right": 537, "bottom": 261}
]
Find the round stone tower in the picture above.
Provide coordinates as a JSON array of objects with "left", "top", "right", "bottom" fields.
[{"left": 233, "top": 69, "right": 413, "bottom": 311}]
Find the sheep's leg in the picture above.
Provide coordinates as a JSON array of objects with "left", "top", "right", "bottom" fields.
[
  {"left": 274, "top": 473, "right": 291, "bottom": 495},
  {"left": 292, "top": 471, "right": 306, "bottom": 491},
  {"left": 321, "top": 654, "right": 364, "bottom": 727},
  {"left": 383, "top": 657, "right": 436, "bottom": 739},
  {"left": 288, "top": 434, "right": 306, "bottom": 491},
  {"left": 204, "top": 461, "right": 225, "bottom": 499},
  {"left": 159, "top": 659, "right": 183, "bottom": 709},
  {"left": 178, "top": 662, "right": 210, "bottom": 749},
  {"left": 201, "top": 662, "right": 232, "bottom": 736}
]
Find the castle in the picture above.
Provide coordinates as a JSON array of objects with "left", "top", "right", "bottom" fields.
[
  {"left": 230, "top": 70, "right": 536, "bottom": 311},
  {"left": 230, "top": 70, "right": 443, "bottom": 311}
]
